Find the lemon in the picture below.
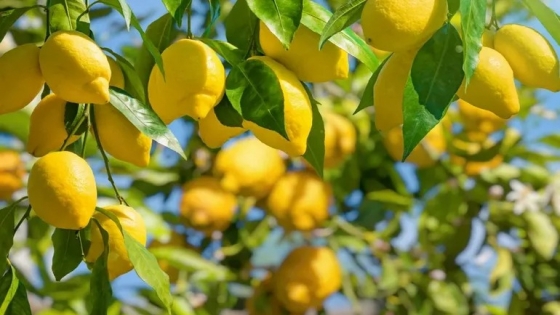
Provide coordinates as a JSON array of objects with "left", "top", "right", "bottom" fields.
[
  {"left": 494, "top": 24, "right": 560, "bottom": 91},
  {"left": 242, "top": 56, "right": 312, "bottom": 157},
  {"left": 148, "top": 231, "right": 193, "bottom": 283},
  {"left": 450, "top": 154, "right": 503, "bottom": 176},
  {"left": 213, "top": 137, "right": 286, "bottom": 199},
  {"left": 361, "top": 0, "right": 448, "bottom": 52},
  {"left": 85, "top": 205, "right": 147, "bottom": 280},
  {"left": 266, "top": 171, "right": 331, "bottom": 232},
  {"left": 274, "top": 246, "right": 342, "bottom": 313},
  {"left": 246, "top": 273, "right": 288, "bottom": 315},
  {"left": 198, "top": 108, "right": 246, "bottom": 149},
  {"left": 40, "top": 30, "right": 111, "bottom": 104},
  {"left": 371, "top": 46, "right": 391, "bottom": 60},
  {"left": 456, "top": 47, "right": 520, "bottom": 119},
  {"left": 179, "top": 176, "right": 237, "bottom": 236},
  {"left": 373, "top": 49, "right": 417, "bottom": 132},
  {"left": 457, "top": 99, "right": 506, "bottom": 137},
  {"left": 259, "top": 21, "right": 349, "bottom": 83},
  {"left": 0, "top": 44, "right": 44, "bottom": 115},
  {"left": 27, "top": 94, "right": 81, "bottom": 157},
  {"left": 383, "top": 123, "right": 446, "bottom": 169},
  {"left": 323, "top": 110, "right": 357, "bottom": 168},
  {"left": 27, "top": 151, "right": 97, "bottom": 230},
  {"left": 93, "top": 57, "right": 152, "bottom": 167},
  {"left": 0, "top": 151, "right": 25, "bottom": 200},
  {"left": 148, "top": 39, "right": 226, "bottom": 123}
]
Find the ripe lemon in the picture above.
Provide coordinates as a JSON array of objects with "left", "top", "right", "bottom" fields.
[
  {"left": 85, "top": 205, "right": 147, "bottom": 280},
  {"left": 213, "top": 137, "right": 286, "bottom": 199},
  {"left": 27, "top": 151, "right": 97, "bottom": 230},
  {"left": 274, "top": 246, "right": 342, "bottom": 313},
  {"left": 456, "top": 47, "right": 520, "bottom": 119},
  {"left": 259, "top": 21, "right": 349, "bottom": 83},
  {"left": 242, "top": 56, "right": 312, "bottom": 157},
  {"left": 373, "top": 49, "right": 417, "bottom": 132},
  {"left": 39, "top": 30, "right": 111, "bottom": 104},
  {"left": 494, "top": 24, "right": 560, "bottom": 91},
  {"left": 323, "top": 110, "right": 357, "bottom": 168},
  {"left": 148, "top": 39, "right": 226, "bottom": 123},
  {"left": 179, "top": 176, "right": 237, "bottom": 235},
  {"left": 246, "top": 273, "right": 288, "bottom": 315},
  {"left": 450, "top": 154, "right": 503, "bottom": 176},
  {"left": 148, "top": 231, "right": 194, "bottom": 283},
  {"left": 27, "top": 94, "right": 81, "bottom": 157},
  {"left": 0, "top": 44, "right": 44, "bottom": 115},
  {"left": 198, "top": 108, "right": 246, "bottom": 149},
  {"left": 0, "top": 151, "right": 25, "bottom": 200},
  {"left": 361, "top": 0, "right": 448, "bottom": 52},
  {"left": 93, "top": 57, "right": 152, "bottom": 167},
  {"left": 457, "top": 99, "right": 506, "bottom": 138},
  {"left": 266, "top": 171, "right": 331, "bottom": 232},
  {"left": 383, "top": 123, "right": 446, "bottom": 169}
]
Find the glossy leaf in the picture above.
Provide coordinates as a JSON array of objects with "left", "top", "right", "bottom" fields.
[
  {"left": 6, "top": 280, "right": 31, "bottom": 315},
  {"left": 103, "top": 47, "right": 146, "bottom": 103},
  {"left": 48, "top": 0, "right": 90, "bottom": 33},
  {"left": 203, "top": 0, "right": 221, "bottom": 37},
  {"left": 0, "top": 203, "right": 16, "bottom": 273},
  {"left": 302, "top": 84, "right": 325, "bottom": 177},
  {"left": 319, "top": 0, "right": 366, "bottom": 49},
  {"left": 51, "top": 229, "right": 84, "bottom": 281},
  {"left": 447, "top": 0, "right": 461, "bottom": 16},
  {"left": 98, "top": 0, "right": 131, "bottom": 30},
  {"left": 525, "top": 211, "right": 558, "bottom": 260},
  {"left": 161, "top": 0, "right": 190, "bottom": 26},
  {"left": 0, "top": 6, "right": 37, "bottom": 42},
  {"left": 214, "top": 97, "right": 244, "bottom": 128},
  {"left": 523, "top": 0, "right": 560, "bottom": 47},
  {"left": 354, "top": 56, "right": 390, "bottom": 114},
  {"left": 246, "top": 0, "right": 302, "bottom": 49},
  {"left": 198, "top": 38, "right": 245, "bottom": 66},
  {"left": 0, "top": 266, "right": 18, "bottom": 314},
  {"left": 459, "top": 0, "right": 485, "bottom": 86},
  {"left": 150, "top": 247, "right": 233, "bottom": 281},
  {"left": 224, "top": 0, "right": 258, "bottom": 53},
  {"left": 90, "top": 220, "right": 112, "bottom": 315}
]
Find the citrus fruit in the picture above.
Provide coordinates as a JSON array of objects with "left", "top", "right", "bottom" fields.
[
  {"left": 456, "top": 47, "right": 520, "bottom": 119},
  {"left": 39, "top": 30, "right": 111, "bottom": 104},
  {"left": 85, "top": 205, "right": 147, "bottom": 280},
  {"left": 198, "top": 108, "right": 246, "bottom": 149},
  {"left": 361, "top": 0, "right": 448, "bottom": 52},
  {"left": 242, "top": 56, "right": 312, "bottom": 157},
  {"left": 450, "top": 154, "right": 504, "bottom": 176},
  {"left": 27, "top": 151, "right": 97, "bottom": 230},
  {"left": 323, "top": 110, "right": 357, "bottom": 168},
  {"left": 259, "top": 21, "right": 349, "bottom": 83},
  {"left": 494, "top": 24, "right": 560, "bottom": 92},
  {"left": 213, "top": 137, "right": 286, "bottom": 199},
  {"left": 0, "top": 44, "right": 44, "bottom": 115},
  {"left": 148, "top": 39, "right": 226, "bottom": 123},
  {"left": 246, "top": 273, "right": 289, "bottom": 315},
  {"left": 106, "top": 56, "right": 125, "bottom": 89},
  {"left": 457, "top": 99, "right": 506, "bottom": 138},
  {"left": 179, "top": 176, "right": 237, "bottom": 236},
  {"left": 0, "top": 151, "right": 25, "bottom": 200},
  {"left": 27, "top": 94, "right": 81, "bottom": 157}
]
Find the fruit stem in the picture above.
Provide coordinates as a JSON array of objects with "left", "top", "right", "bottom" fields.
[
  {"left": 60, "top": 105, "right": 88, "bottom": 151},
  {"left": 81, "top": 107, "right": 90, "bottom": 158},
  {"left": 45, "top": 0, "right": 51, "bottom": 39},
  {"left": 13, "top": 205, "right": 32, "bottom": 234},
  {"left": 487, "top": 0, "right": 499, "bottom": 30},
  {"left": 186, "top": 0, "right": 193, "bottom": 38}
]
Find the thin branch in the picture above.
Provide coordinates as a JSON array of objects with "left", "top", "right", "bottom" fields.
[
  {"left": 59, "top": 105, "right": 88, "bottom": 151},
  {"left": 13, "top": 205, "right": 32, "bottom": 234}
]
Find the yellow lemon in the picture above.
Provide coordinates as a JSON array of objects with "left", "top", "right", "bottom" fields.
[
  {"left": 242, "top": 56, "right": 312, "bottom": 157},
  {"left": 86, "top": 205, "right": 147, "bottom": 280},
  {"left": 148, "top": 39, "right": 226, "bottom": 123},
  {"left": 482, "top": 29, "right": 496, "bottom": 48},
  {"left": 213, "top": 137, "right": 286, "bottom": 199},
  {"left": 457, "top": 99, "right": 506, "bottom": 136},
  {"left": 274, "top": 246, "right": 342, "bottom": 313},
  {"left": 450, "top": 154, "right": 504, "bottom": 176},
  {"left": 179, "top": 176, "right": 237, "bottom": 236},
  {"left": 323, "top": 110, "right": 357, "bottom": 168},
  {"left": 106, "top": 56, "right": 125, "bottom": 89},
  {"left": 494, "top": 24, "right": 560, "bottom": 91},
  {"left": 361, "top": 0, "right": 448, "bottom": 52},
  {"left": 27, "top": 151, "right": 97, "bottom": 230},
  {"left": 371, "top": 46, "right": 391, "bottom": 60},
  {"left": 0, "top": 151, "right": 25, "bottom": 200},
  {"left": 148, "top": 231, "right": 195, "bottom": 283},
  {"left": 266, "top": 171, "right": 331, "bottom": 232},
  {"left": 40, "top": 30, "right": 111, "bottom": 104},
  {"left": 259, "top": 21, "right": 349, "bottom": 83},
  {"left": 27, "top": 94, "right": 81, "bottom": 157},
  {"left": 198, "top": 108, "right": 246, "bottom": 149},
  {"left": 456, "top": 47, "right": 520, "bottom": 119},
  {"left": 373, "top": 49, "right": 417, "bottom": 132},
  {"left": 0, "top": 44, "right": 44, "bottom": 115}
]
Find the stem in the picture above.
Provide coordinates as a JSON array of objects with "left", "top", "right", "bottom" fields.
[
  {"left": 487, "top": 0, "right": 499, "bottom": 29},
  {"left": 14, "top": 206, "right": 32, "bottom": 234},
  {"left": 59, "top": 105, "right": 88, "bottom": 151},
  {"left": 186, "top": 1, "right": 193, "bottom": 38},
  {"left": 81, "top": 109, "right": 90, "bottom": 158},
  {"left": 90, "top": 106, "right": 127, "bottom": 205},
  {"left": 45, "top": 1, "right": 51, "bottom": 39}
]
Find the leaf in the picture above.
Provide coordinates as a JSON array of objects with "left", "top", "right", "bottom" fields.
[
  {"left": 134, "top": 13, "right": 177, "bottom": 100},
  {"left": 354, "top": 55, "right": 390, "bottom": 114},
  {"left": 0, "top": 203, "right": 16, "bottom": 273},
  {"left": 48, "top": 0, "right": 90, "bottom": 33},
  {"left": 523, "top": 0, "right": 560, "bottom": 47},
  {"left": 301, "top": 0, "right": 378, "bottom": 72},
  {"left": 447, "top": 0, "right": 461, "bottom": 16},
  {"left": 149, "top": 247, "right": 233, "bottom": 281},
  {"left": 319, "top": 0, "right": 366, "bottom": 49},
  {"left": 98, "top": 0, "right": 131, "bottom": 30},
  {"left": 0, "top": 6, "right": 37, "bottom": 42},
  {"left": 64, "top": 103, "right": 88, "bottom": 136},
  {"left": 90, "top": 220, "right": 112, "bottom": 315},
  {"left": 525, "top": 211, "right": 558, "bottom": 260},
  {"left": 302, "top": 84, "right": 324, "bottom": 177},
  {"left": 0, "top": 266, "right": 18, "bottom": 314},
  {"left": 214, "top": 97, "right": 244, "bottom": 128},
  {"left": 103, "top": 47, "right": 146, "bottom": 103},
  {"left": 226, "top": 59, "right": 288, "bottom": 139},
  {"left": 459, "top": 0, "right": 486, "bottom": 86},
  {"left": 224, "top": 0, "right": 258, "bottom": 53},
  {"left": 107, "top": 87, "right": 186, "bottom": 160},
  {"left": 51, "top": 229, "right": 84, "bottom": 281},
  {"left": 198, "top": 38, "right": 244, "bottom": 66},
  {"left": 161, "top": 0, "right": 190, "bottom": 27},
  {"left": 203, "top": 0, "right": 221, "bottom": 37},
  {"left": 246, "top": 0, "right": 303, "bottom": 49},
  {"left": 6, "top": 280, "right": 31, "bottom": 315}
]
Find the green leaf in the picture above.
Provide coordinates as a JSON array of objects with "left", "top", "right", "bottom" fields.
[
  {"left": 0, "top": 266, "right": 18, "bottom": 314},
  {"left": 107, "top": 87, "right": 186, "bottom": 160},
  {"left": 203, "top": 0, "right": 221, "bottom": 37},
  {"left": 214, "top": 97, "right": 244, "bottom": 128},
  {"left": 523, "top": 0, "right": 560, "bottom": 47},
  {"left": 246, "top": 0, "right": 302, "bottom": 49},
  {"left": 89, "top": 220, "right": 112, "bottom": 315},
  {"left": 198, "top": 38, "right": 244, "bottom": 66},
  {"left": 318, "top": 0, "right": 366, "bottom": 49},
  {"left": 0, "top": 6, "right": 37, "bottom": 42},
  {"left": 224, "top": 0, "right": 258, "bottom": 53},
  {"left": 301, "top": 0, "right": 378, "bottom": 72},
  {"left": 6, "top": 280, "right": 31, "bottom": 315},
  {"left": 150, "top": 247, "right": 233, "bottom": 281},
  {"left": 459, "top": 0, "right": 485, "bottom": 86},
  {"left": 161, "top": 0, "right": 190, "bottom": 27},
  {"left": 98, "top": 0, "right": 131, "bottom": 30},
  {"left": 226, "top": 59, "right": 288, "bottom": 139},
  {"left": 302, "top": 84, "right": 325, "bottom": 177},
  {"left": 447, "top": 0, "right": 461, "bottom": 17},
  {"left": 64, "top": 103, "right": 88, "bottom": 136},
  {"left": 103, "top": 47, "right": 146, "bottom": 103},
  {"left": 525, "top": 211, "right": 558, "bottom": 260},
  {"left": 51, "top": 229, "right": 84, "bottom": 281},
  {"left": 48, "top": 0, "right": 90, "bottom": 33},
  {"left": 134, "top": 13, "right": 176, "bottom": 103},
  {"left": 0, "top": 203, "right": 16, "bottom": 273},
  {"left": 354, "top": 56, "right": 390, "bottom": 114}
]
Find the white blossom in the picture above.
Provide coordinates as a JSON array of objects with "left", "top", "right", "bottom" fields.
[{"left": 505, "top": 180, "right": 542, "bottom": 215}]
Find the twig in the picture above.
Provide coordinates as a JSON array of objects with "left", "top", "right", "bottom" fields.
[
  {"left": 81, "top": 108, "right": 90, "bottom": 158},
  {"left": 59, "top": 105, "right": 88, "bottom": 151},
  {"left": 45, "top": 0, "right": 51, "bottom": 39},
  {"left": 186, "top": 1, "right": 193, "bottom": 38},
  {"left": 13, "top": 205, "right": 32, "bottom": 234}
]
